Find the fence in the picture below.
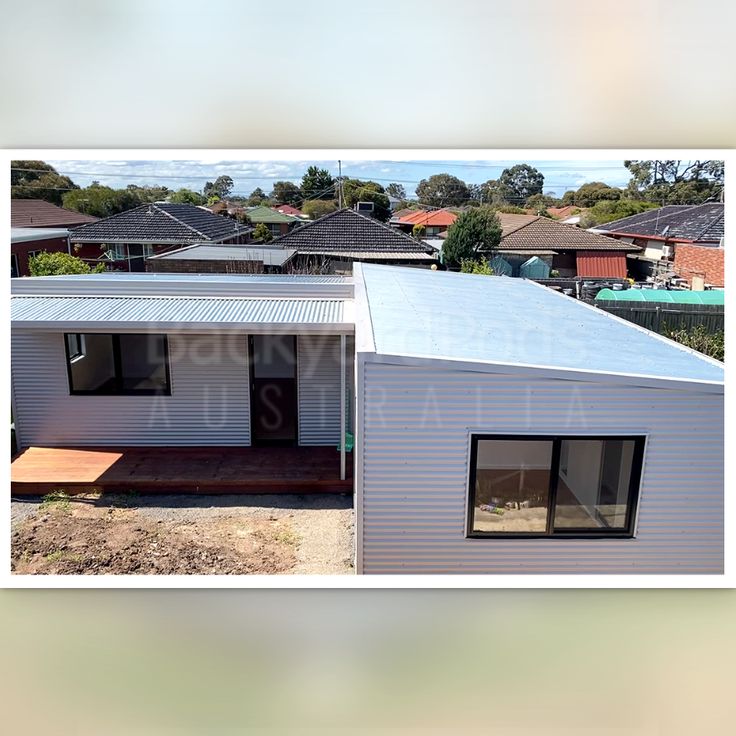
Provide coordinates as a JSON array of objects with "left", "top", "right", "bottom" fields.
[{"left": 594, "top": 300, "right": 724, "bottom": 334}]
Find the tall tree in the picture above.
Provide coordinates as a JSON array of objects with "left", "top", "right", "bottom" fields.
[
  {"left": 169, "top": 188, "right": 206, "bottom": 205},
  {"left": 341, "top": 179, "right": 391, "bottom": 221},
  {"left": 246, "top": 187, "right": 268, "bottom": 206},
  {"left": 270, "top": 181, "right": 302, "bottom": 206},
  {"left": 497, "top": 164, "right": 544, "bottom": 204},
  {"left": 415, "top": 174, "right": 470, "bottom": 207},
  {"left": 11, "top": 160, "right": 78, "bottom": 206},
  {"left": 203, "top": 175, "right": 234, "bottom": 200},
  {"left": 125, "top": 183, "right": 170, "bottom": 203},
  {"left": 560, "top": 182, "right": 622, "bottom": 207},
  {"left": 62, "top": 184, "right": 141, "bottom": 218},
  {"left": 442, "top": 206, "right": 502, "bottom": 267},
  {"left": 624, "top": 160, "right": 724, "bottom": 203},
  {"left": 385, "top": 182, "right": 406, "bottom": 199},
  {"left": 301, "top": 166, "right": 335, "bottom": 200}
]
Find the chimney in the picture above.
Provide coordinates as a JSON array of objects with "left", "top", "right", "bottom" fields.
[{"left": 354, "top": 201, "right": 375, "bottom": 217}]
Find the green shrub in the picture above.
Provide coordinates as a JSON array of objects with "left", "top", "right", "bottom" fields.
[{"left": 664, "top": 325, "right": 724, "bottom": 362}]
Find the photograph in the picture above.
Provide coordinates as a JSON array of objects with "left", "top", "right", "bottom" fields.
[{"left": 8, "top": 153, "right": 725, "bottom": 577}]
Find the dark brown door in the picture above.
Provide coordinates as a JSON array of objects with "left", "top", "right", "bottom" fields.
[{"left": 250, "top": 335, "right": 298, "bottom": 445}]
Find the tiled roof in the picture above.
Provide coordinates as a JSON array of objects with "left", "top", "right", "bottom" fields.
[
  {"left": 496, "top": 213, "right": 637, "bottom": 251},
  {"left": 67, "top": 203, "right": 251, "bottom": 244},
  {"left": 596, "top": 203, "right": 724, "bottom": 242},
  {"left": 272, "top": 204, "right": 306, "bottom": 218},
  {"left": 396, "top": 209, "right": 458, "bottom": 227},
  {"left": 11, "top": 199, "right": 98, "bottom": 228},
  {"left": 246, "top": 205, "right": 302, "bottom": 224},
  {"left": 547, "top": 205, "right": 581, "bottom": 219},
  {"left": 270, "top": 208, "right": 433, "bottom": 253}
]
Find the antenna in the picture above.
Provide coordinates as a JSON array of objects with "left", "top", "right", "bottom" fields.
[{"left": 337, "top": 160, "right": 343, "bottom": 208}]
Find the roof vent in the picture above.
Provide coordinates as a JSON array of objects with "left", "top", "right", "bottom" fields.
[{"left": 355, "top": 201, "right": 375, "bottom": 216}]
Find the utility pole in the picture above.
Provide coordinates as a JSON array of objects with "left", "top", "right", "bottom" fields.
[{"left": 337, "top": 160, "right": 343, "bottom": 208}]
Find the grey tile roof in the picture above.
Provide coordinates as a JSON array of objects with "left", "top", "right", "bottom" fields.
[
  {"left": 596, "top": 203, "right": 724, "bottom": 242},
  {"left": 68, "top": 203, "right": 251, "bottom": 244},
  {"left": 270, "top": 208, "right": 433, "bottom": 253}
]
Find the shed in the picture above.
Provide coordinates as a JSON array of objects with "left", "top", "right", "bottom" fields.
[
  {"left": 519, "top": 255, "right": 550, "bottom": 279},
  {"left": 488, "top": 255, "right": 513, "bottom": 276}
]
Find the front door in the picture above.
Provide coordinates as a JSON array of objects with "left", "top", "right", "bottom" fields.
[{"left": 250, "top": 335, "right": 298, "bottom": 445}]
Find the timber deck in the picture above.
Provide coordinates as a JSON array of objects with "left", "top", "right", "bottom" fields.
[{"left": 11, "top": 446, "right": 353, "bottom": 495}]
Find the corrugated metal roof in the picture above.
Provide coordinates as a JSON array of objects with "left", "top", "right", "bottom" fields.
[
  {"left": 357, "top": 263, "right": 724, "bottom": 385},
  {"left": 151, "top": 244, "right": 296, "bottom": 266},
  {"left": 11, "top": 227, "right": 70, "bottom": 243},
  {"left": 12, "top": 296, "right": 349, "bottom": 329}
]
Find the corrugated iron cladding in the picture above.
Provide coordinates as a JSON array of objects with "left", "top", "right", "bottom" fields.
[
  {"left": 11, "top": 296, "right": 345, "bottom": 325},
  {"left": 359, "top": 361, "right": 723, "bottom": 574}
]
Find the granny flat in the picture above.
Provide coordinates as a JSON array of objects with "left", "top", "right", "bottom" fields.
[{"left": 10, "top": 265, "right": 724, "bottom": 574}]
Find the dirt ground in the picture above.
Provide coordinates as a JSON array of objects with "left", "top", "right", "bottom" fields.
[{"left": 11, "top": 493, "right": 354, "bottom": 575}]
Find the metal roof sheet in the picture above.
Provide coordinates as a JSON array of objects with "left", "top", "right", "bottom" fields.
[
  {"left": 596, "top": 288, "right": 725, "bottom": 305},
  {"left": 11, "top": 227, "right": 70, "bottom": 243},
  {"left": 150, "top": 244, "right": 296, "bottom": 266},
  {"left": 357, "top": 264, "right": 723, "bottom": 385},
  {"left": 12, "top": 296, "right": 350, "bottom": 331}
]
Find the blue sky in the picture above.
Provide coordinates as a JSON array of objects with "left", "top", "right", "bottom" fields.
[{"left": 46, "top": 159, "right": 632, "bottom": 198}]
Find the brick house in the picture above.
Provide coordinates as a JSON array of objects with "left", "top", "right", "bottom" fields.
[
  {"left": 11, "top": 199, "right": 98, "bottom": 229},
  {"left": 68, "top": 203, "right": 252, "bottom": 271},
  {"left": 674, "top": 243, "right": 724, "bottom": 288},
  {"left": 11, "top": 228, "right": 70, "bottom": 277}
]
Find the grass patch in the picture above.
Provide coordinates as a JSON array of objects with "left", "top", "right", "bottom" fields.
[
  {"left": 275, "top": 528, "right": 301, "bottom": 547},
  {"left": 45, "top": 550, "right": 84, "bottom": 563},
  {"left": 40, "top": 491, "right": 71, "bottom": 512}
]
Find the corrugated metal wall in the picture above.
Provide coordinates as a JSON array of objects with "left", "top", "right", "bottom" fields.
[
  {"left": 576, "top": 251, "right": 628, "bottom": 278},
  {"left": 12, "top": 331, "right": 251, "bottom": 447},
  {"left": 359, "top": 360, "right": 723, "bottom": 574},
  {"left": 297, "top": 335, "right": 353, "bottom": 445}
]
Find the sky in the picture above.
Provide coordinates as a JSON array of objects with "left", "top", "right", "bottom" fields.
[{"left": 45, "top": 159, "right": 633, "bottom": 198}]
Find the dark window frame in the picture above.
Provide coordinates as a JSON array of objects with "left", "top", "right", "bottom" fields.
[
  {"left": 466, "top": 434, "right": 646, "bottom": 540},
  {"left": 64, "top": 332, "right": 172, "bottom": 397}
]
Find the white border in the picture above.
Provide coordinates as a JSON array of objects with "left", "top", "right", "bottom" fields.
[{"left": 3, "top": 148, "right": 732, "bottom": 588}]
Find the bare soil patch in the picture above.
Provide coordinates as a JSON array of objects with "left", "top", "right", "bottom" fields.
[{"left": 11, "top": 493, "right": 353, "bottom": 575}]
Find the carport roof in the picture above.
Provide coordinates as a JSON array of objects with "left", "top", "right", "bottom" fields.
[{"left": 357, "top": 263, "right": 724, "bottom": 387}]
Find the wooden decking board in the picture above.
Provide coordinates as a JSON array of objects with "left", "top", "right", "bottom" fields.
[{"left": 11, "top": 446, "right": 353, "bottom": 495}]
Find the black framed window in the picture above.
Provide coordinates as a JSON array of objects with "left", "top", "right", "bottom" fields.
[
  {"left": 467, "top": 435, "right": 645, "bottom": 538},
  {"left": 64, "top": 333, "right": 171, "bottom": 396}
]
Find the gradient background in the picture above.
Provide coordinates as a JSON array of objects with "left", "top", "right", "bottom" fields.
[{"left": 2, "top": 1, "right": 734, "bottom": 733}]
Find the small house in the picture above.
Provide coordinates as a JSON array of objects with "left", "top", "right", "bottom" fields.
[
  {"left": 10, "top": 265, "right": 723, "bottom": 574},
  {"left": 68, "top": 203, "right": 252, "bottom": 272}
]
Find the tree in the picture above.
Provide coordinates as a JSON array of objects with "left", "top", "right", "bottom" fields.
[
  {"left": 385, "top": 182, "right": 406, "bottom": 199},
  {"left": 561, "top": 182, "right": 622, "bottom": 207},
  {"left": 126, "top": 183, "right": 170, "bottom": 203},
  {"left": 624, "top": 160, "right": 723, "bottom": 203},
  {"left": 412, "top": 223, "right": 426, "bottom": 238},
  {"left": 270, "top": 181, "right": 302, "bottom": 207},
  {"left": 203, "top": 175, "right": 234, "bottom": 200},
  {"left": 301, "top": 166, "right": 335, "bottom": 200},
  {"left": 442, "top": 207, "right": 502, "bottom": 267},
  {"left": 476, "top": 179, "right": 507, "bottom": 206},
  {"left": 460, "top": 256, "right": 494, "bottom": 275},
  {"left": 415, "top": 174, "right": 470, "bottom": 207},
  {"left": 246, "top": 187, "right": 268, "bottom": 206},
  {"left": 526, "top": 193, "right": 556, "bottom": 215},
  {"left": 302, "top": 199, "right": 338, "bottom": 220},
  {"left": 62, "top": 184, "right": 141, "bottom": 218},
  {"left": 11, "top": 160, "right": 78, "bottom": 206},
  {"left": 252, "top": 223, "right": 273, "bottom": 242},
  {"left": 29, "top": 251, "right": 105, "bottom": 276},
  {"left": 341, "top": 179, "right": 391, "bottom": 221},
  {"left": 579, "top": 199, "right": 659, "bottom": 228},
  {"left": 169, "top": 188, "right": 206, "bottom": 205},
  {"left": 497, "top": 164, "right": 544, "bottom": 204}
]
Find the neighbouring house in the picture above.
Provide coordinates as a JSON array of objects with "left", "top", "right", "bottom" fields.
[
  {"left": 11, "top": 199, "right": 98, "bottom": 229},
  {"left": 673, "top": 243, "right": 724, "bottom": 288},
  {"left": 547, "top": 205, "right": 585, "bottom": 225},
  {"left": 146, "top": 243, "right": 296, "bottom": 274},
  {"left": 271, "top": 204, "right": 308, "bottom": 219},
  {"left": 392, "top": 208, "right": 458, "bottom": 237},
  {"left": 268, "top": 207, "right": 437, "bottom": 273},
  {"left": 10, "top": 264, "right": 723, "bottom": 574},
  {"left": 245, "top": 205, "right": 304, "bottom": 237},
  {"left": 67, "top": 203, "right": 252, "bottom": 272},
  {"left": 479, "top": 213, "right": 638, "bottom": 279},
  {"left": 593, "top": 203, "right": 724, "bottom": 282},
  {"left": 11, "top": 228, "right": 70, "bottom": 277}
]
